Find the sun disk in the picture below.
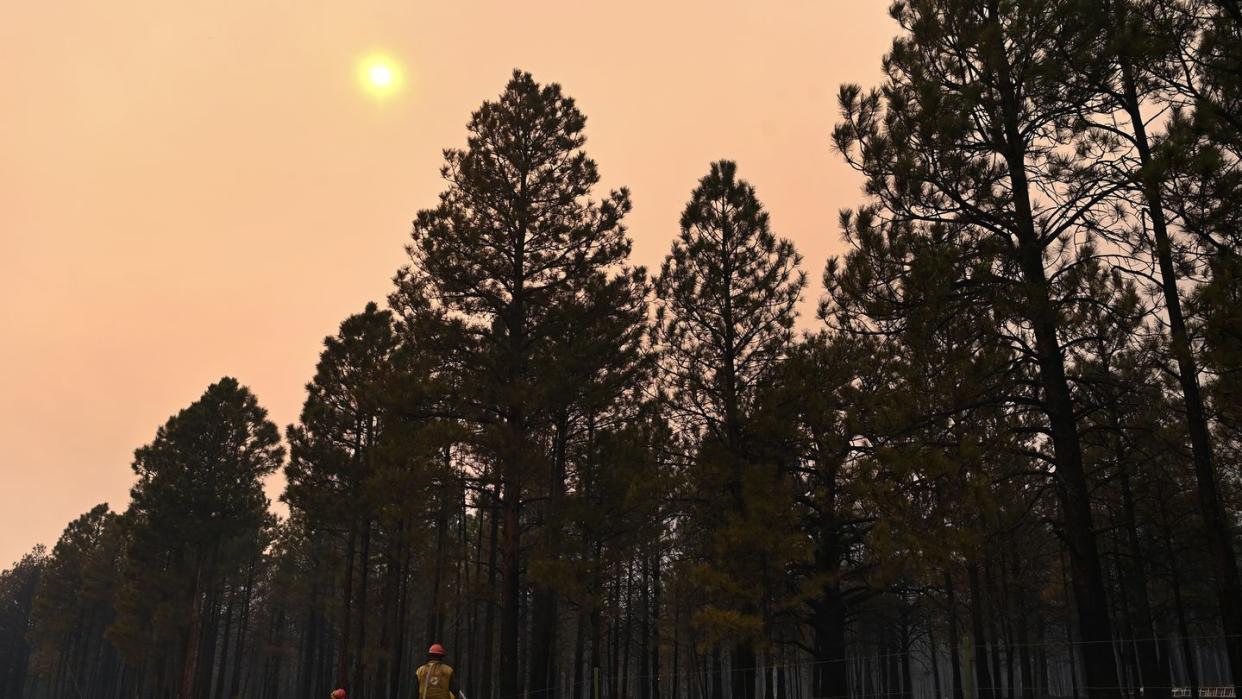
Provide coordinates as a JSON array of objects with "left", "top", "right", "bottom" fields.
[{"left": 358, "top": 54, "right": 402, "bottom": 98}]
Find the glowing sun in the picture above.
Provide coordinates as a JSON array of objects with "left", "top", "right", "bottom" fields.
[
  {"left": 369, "top": 64, "right": 393, "bottom": 87},
  {"left": 358, "top": 54, "right": 402, "bottom": 98}
]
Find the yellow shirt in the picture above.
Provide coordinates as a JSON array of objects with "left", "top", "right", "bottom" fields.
[{"left": 416, "top": 660, "right": 455, "bottom": 699}]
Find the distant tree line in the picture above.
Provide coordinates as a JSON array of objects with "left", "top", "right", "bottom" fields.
[{"left": 1, "top": 1, "right": 1239, "bottom": 698}]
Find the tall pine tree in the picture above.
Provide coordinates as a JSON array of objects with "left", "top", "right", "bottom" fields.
[
  {"left": 396, "top": 69, "right": 635, "bottom": 699},
  {"left": 655, "top": 160, "right": 805, "bottom": 699}
]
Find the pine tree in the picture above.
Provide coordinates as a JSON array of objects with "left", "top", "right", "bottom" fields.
[
  {"left": 27, "top": 504, "right": 125, "bottom": 696},
  {"left": 526, "top": 265, "right": 651, "bottom": 699},
  {"left": 831, "top": 1, "right": 1127, "bottom": 695},
  {"left": 655, "top": 160, "right": 805, "bottom": 699},
  {"left": 109, "top": 377, "right": 282, "bottom": 699},
  {"left": 285, "top": 301, "right": 398, "bottom": 696},
  {"left": 769, "top": 332, "right": 872, "bottom": 699},
  {"left": 396, "top": 69, "right": 635, "bottom": 699},
  {"left": 0, "top": 547, "right": 46, "bottom": 695},
  {"left": 821, "top": 216, "right": 1030, "bottom": 699}
]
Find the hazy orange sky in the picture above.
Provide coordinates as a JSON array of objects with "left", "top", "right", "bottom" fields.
[{"left": 0, "top": 1, "right": 896, "bottom": 567}]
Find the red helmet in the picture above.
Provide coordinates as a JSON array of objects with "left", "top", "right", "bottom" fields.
[
  {"left": 429, "top": 643, "right": 446, "bottom": 656},
  {"left": 331, "top": 690, "right": 347, "bottom": 699}
]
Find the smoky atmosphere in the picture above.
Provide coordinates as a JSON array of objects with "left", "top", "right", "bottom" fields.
[{"left": 0, "top": 2, "right": 1240, "bottom": 699}]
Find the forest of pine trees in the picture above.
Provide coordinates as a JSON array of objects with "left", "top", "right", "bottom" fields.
[{"left": 2, "top": 1, "right": 1240, "bottom": 698}]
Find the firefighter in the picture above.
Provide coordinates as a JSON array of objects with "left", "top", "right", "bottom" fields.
[{"left": 416, "top": 643, "right": 457, "bottom": 699}]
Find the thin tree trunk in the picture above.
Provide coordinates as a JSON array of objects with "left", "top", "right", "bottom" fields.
[
  {"left": 180, "top": 562, "right": 205, "bottom": 699},
  {"left": 621, "top": 563, "right": 634, "bottom": 699},
  {"left": 378, "top": 522, "right": 399, "bottom": 697},
  {"left": 968, "top": 562, "right": 995, "bottom": 699},
  {"left": 227, "top": 558, "right": 255, "bottom": 699},
  {"left": 672, "top": 605, "right": 681, "bottom": 699},
  {"left": 480, "top": 487, "right": 501, "bottom": 699},
  {"left": 640, "top": 557, "right": 652, "bottom": 699},
  {"left": 575, "top": 609, "right": 588, "bottom": 699},
  {"left": 455, "top": 491, "right": 467, "bottom": 693},
  {"left": 1160, "top": 501, "right": 1199, "bottom": 694},
  {"left": 1035, "top": 615, "right": 1047, "bottom": 699},
  {"left": 229, "top": 557, "right": 256, "bottom": 699},
  {"left": 428, "top": 483, "right": 450, "bottom": 647},
  {"left": 339, "top": 521, "right": 358, "bottom": 689},
  {"left": 214, "top": 583, "right": 236, "bottom": 699},
  {"left": 471, "top": 503, "right": 486, "bottom": 699},
  {"left": 298, "top": 585, "right": 321, "bottom": 697},
  {"left": 946, "top": 572, "right": 965, "bottom": 699},
  {"left": 1059, "top": 556, "right": 1080, "bottom": 699},
  {"left": 1016, "top": 598, "right": 1034, "bottom": 699},
  {"left": 652, "top": 551, "right": 662, "bottom": 699},
  {"left": 530, "top": 416, "right": 570, "bottom": 699},
  {"left": 900, "top": 608, "right": 913, "bottom": 699},
  {"left": 590, "top": 542, "right": 604, "bottom": 699},
  {"left": 499, "top": 469, "right": 523, "bottom": 699},
  {"left": 354, "top": 517, "right": 373, "bottom": 698},
  {"left": 711, "top": 648, "right": 724, "bottom": 699},
  {"left": 983, "top": 565, "right": 1007, "bottom": 699},
  {"left": 390, "top": 530, "right": 412, "bottom": 699}
]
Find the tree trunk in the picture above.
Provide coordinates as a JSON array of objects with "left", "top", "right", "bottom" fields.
[
  {"left": 390, "top": 530, "right": 413, "bottom": 699},
  {"left": 354, "top": 517, "right": 373, "bottom": 698},
  {"left": 983, "top": 565, "right": 1006, "bottom": 699},
  {"left": 811, "top": 575, "right": 848, "bottom": 698},
  {"left": 968, "top": 562, "right": 995, "bottom": 699},
  {"left": 530, "top": 416, "right": 571, "bottom": 699},
  {"left": 900, "top": 606, "right": 913, "bottom": 699},
  {"left": 652, "top": 552, "right": 662, "bottom": 699},
  {"left": 428, "top": 485, "right": 450, "bottom": 647},
  {"left": 180, "top": 563, "right": 205, "bottom": 699},
  {"left": 195, "top": 569, "right": 224, "bottom": 699},
  {"left": 499, "top": 470, "right": 523, "bottom": 699},
  {"left": 621, "top": 564, "right": 634, "bottom": 699},
  {"left": 574, "top": 609, "right": 588, "bottom": 699},
  {"left": 1017, "top": 601, "right": 1034, "bottom": 699},
  {"left": 640, "top": 557, "right": 652, "bottom": 699},
  {"left": 946, "top": 572, "right": 964, "bottom": 699},
  {"left": 983, "top": 6, "right": 1122, "bottom": 694},
  {"left": 1112, "top": 414, "right": 1170, "bottom": 699},
  {"left": 733, "top": 641, "right": 757, "bottom": 699},
  {"left": 471, "top": 504, "right": 486, "bottom": 699},
  {"left": 214, "top": 583, "right": 236, "bottom": 699},
  {"left": 229, "top": 557, "right": 256, "bottom": 699},
  {"left": 1160, "top": 499, "right": 1199, "bottom": 694},
  {"left": 339, "top": 521, "right": 358, "bottom": 689},
  {"left": 711, "top": 648, "right": 724, "bottom": 699},
  {"left": 298, "top": 585, "right": 321, "bottom": 697},
  {"left": 672, "top": 606, "right": 681, "bottom": 699},
  {"left": 480, "top": 487, "right": 501, "bottom": 699},
  {"left": 1035, "top": 615, "right": 1047, "bottom": 699},
  {"left": 1059, "top": 556, "right": 1080, "bottom": 699}
]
